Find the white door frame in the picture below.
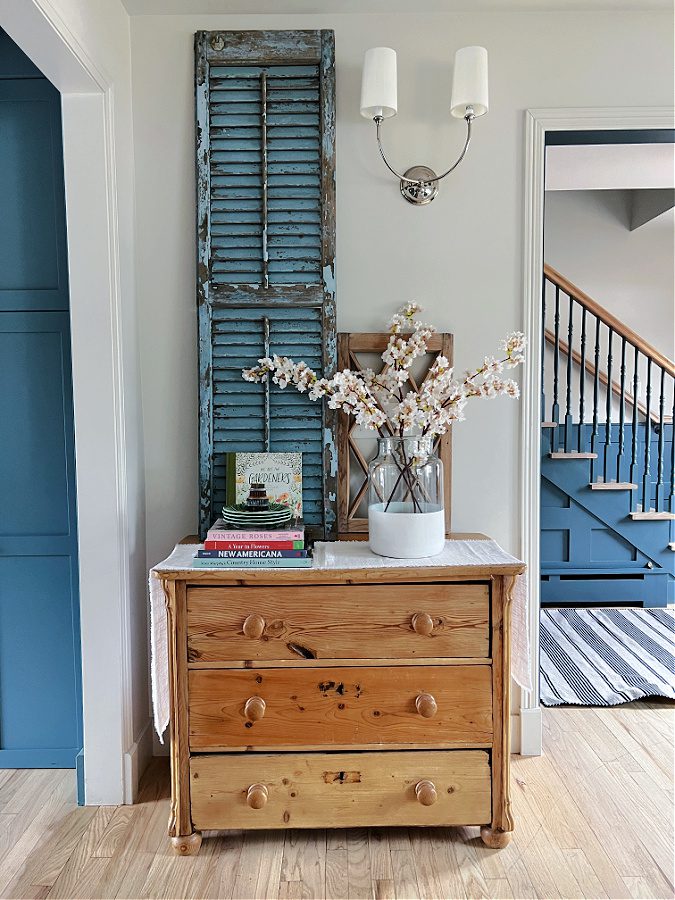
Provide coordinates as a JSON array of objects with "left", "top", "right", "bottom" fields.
[
  {"left": 0, "top": 2, "right": 138, "bottom": 804},
  {"left": 519, "top": 106, "right": 675, "bottom": 756}
]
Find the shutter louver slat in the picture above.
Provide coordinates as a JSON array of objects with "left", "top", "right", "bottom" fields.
[
  {"left": 207, "top": 62, "right": 322, "bottom": 288},
  {"left": 197, "top": 31, "right": 336, "bottom": 539},
  {"left": 211, "top": 306, "right": 326, "bottom": 521}
]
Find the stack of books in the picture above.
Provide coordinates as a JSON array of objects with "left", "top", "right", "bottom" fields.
[{"left": 193, "top": 518, "right": 311, "bottom": 568}]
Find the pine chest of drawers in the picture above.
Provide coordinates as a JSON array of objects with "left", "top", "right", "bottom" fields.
[{"left": 158, "top": 543, "right": 524, "bottom": 854}]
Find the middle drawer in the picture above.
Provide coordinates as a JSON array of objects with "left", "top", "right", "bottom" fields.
[{"left": 188, "top": 664, "right": 493, "bottom": 751}]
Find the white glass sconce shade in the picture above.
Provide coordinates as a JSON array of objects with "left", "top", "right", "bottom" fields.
[
  {"left": 450, "top": 46, "right": 489, "bottom": 118},
  {"left": 360, "top": 47, "right": 397, "bottom": 119}
]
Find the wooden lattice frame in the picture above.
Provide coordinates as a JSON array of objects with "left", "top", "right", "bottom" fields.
[{"left": 337, "top": 332, "right": 453, "bottom": 538}]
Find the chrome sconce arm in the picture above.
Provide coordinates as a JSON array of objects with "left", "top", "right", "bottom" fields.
[{"left": 374, "top": 108, "right": 475, "bottom": 205}]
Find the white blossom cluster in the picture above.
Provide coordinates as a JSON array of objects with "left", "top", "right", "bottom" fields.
[{"left": 242, "top": 305, "right": 526, "bottom": 435}]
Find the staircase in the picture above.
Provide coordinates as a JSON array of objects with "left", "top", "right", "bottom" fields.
[{"left": 540, "top": 264, "right": 675, "bottom": 608}]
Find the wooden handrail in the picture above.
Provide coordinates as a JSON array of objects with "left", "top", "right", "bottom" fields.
[
  {"left": 543, "top": 329, "right": 670, "bottom": 424},
  {"left": 544, "top": 264, "right": 675, "bottom": 378}
]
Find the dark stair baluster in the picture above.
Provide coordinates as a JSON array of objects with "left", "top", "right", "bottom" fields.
[
  {"left": 616, "top": 337, "right": 626, "bottom": 483},
  {"left": 551, "top": 285, "right": 561, "bottom": 452},
  {"left": 578, "top": 307, "right": 587, "bottom": 453},
  {"left": 590, "top": 318, "right": 601, "bottom": 482},
  {"left": 656, "top": 368, "right": 665, "bottom": 512},
  {"left": 603, "top": 328, "right": 613, "bottom": 482},
  {"left": 630, "top": 346, "right": 640, "bottom": 502},
  {"left": 642, "top": 358, "right": 652, "bottom": 512},
  {"left": 564, "top": 294, "right": 574, "bottom": 452}
]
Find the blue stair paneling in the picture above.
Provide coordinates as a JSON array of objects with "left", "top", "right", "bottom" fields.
[{"left": 541, "top": 424, "right": 674, "bottom": 608}]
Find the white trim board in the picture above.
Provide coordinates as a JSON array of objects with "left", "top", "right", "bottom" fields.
[{"left": 519, "top": 106, "right": 675, "bottom": 757}]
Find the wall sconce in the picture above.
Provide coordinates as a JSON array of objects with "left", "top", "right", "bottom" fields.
[{"left": 360, "top": 46, "right": 488, "bottom": 205}]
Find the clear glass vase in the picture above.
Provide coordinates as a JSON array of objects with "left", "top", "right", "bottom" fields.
[{"left": 367, "top": 436, "right": 445, "bottom": 558}]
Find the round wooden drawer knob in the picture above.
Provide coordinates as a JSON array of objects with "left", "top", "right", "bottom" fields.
[
  {"left": 415, "top": 692, "right": 438, "bottom": 718},
  {"left": 244, "top": 695, "right": 266, "bottom": 721},
  {"left": 411, "top": 612, "right": 434, "bottom": 636},
  {"left": 246, "top": 783, "right": 268, "bottom": 809},
  {"left": 243, "top": 613, "right": 266, "bottom": 639},
  {"left": 415, "top": 780, "right": 438, "bottom": 806}
]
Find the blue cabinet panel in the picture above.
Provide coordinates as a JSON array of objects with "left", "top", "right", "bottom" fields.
[
  {"left": 0, "top": 39, "right": 81, "bottom": 772},
  {"left": 0, "top": 556, "right": 79, "bottom": 765},
  {"left": 0, "top": 79, "right": 69, "bottom": 312},
  {"left": 0, "top": 324, "right": 70, "bottom": 538}
]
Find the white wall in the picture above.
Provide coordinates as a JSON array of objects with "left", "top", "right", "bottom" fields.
[
  {"left": 542, "top": 190, "right": 674, "bottom": 423},
  {"left": 132, "top": 10, "right": 673, "bottom": 568},
  {"left": 545, "top": 190, "right": 675, "bottom": 359}
]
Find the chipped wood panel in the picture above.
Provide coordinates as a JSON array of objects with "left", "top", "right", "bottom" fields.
[
  {"left": 185, "top": 582, "right": 490, "bottom": 663},
  {"left": 190, "top": 750, "right": 492, "bottom": 830},
  {"left": 196, "top": 30, "right": 337, "bottom": 538},
  {"left": 187, "top": 664, "right": 493, "bottom": 751}
]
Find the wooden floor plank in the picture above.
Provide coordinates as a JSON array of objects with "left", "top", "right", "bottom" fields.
[
  {"left": 0, "top": 701, "right": 671, "bottom": 900},
  {"left": 347, "top": 829, "right": 373, "bottom": 900},
  {"left": 325, "top": 848, "right": 348, "bottom": 900}
]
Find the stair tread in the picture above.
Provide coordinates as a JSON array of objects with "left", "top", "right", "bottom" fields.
[
  {"left": 589, "top": 482, "right": 638, "bottom": 490},
  {"left": 549, "top": 452, "right": 598, "bottom": 459},
  {"left": 541, "top": 422, "right": 557, "bottom": 428},
  {"left": 668, "top": 543, "right": 675, "bottom": 551},
  {"left": 629, "top": 511, "right": 675, "bottom": 521}
]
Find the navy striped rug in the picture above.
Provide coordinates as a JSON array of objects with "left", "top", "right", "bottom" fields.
[{"left": 540, "top": 608, "right": 675, "bottom": 706}]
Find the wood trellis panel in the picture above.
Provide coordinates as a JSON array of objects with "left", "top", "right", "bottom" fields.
[
  {"left": 195, "top": 30, "right": 337, "bottom": 539},
  {"left": 337, "top": 332, "right": 454, "bottom": 538}
]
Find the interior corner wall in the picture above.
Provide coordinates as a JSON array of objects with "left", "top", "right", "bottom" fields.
[
  {"left": 544, "top": 190, "right": 675, "bottom": 360},
  {"left": 131, "top": 10, "right": 673, "bottom": 571}
]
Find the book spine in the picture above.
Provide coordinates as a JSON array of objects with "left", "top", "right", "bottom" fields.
[
  {"left": 192, "top": 557, "right": 312, "bottom": 568},
  {"left": 203, "top": 540, "right": 304, "bottom": 551},
  {"left": 197, "top": 550, "right": 308, "bottom": 559},
  {"left": 207, "top": 530, "right": 304, "bottom": 542}
]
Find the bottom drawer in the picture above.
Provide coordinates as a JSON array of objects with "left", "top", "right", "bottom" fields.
[{"left": 190, "top": 750, "right": 491, "bottom": 830}]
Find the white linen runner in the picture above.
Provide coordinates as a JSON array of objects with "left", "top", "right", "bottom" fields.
[{"left": 149, "top": 538, "right": 528, "bottom": 739}]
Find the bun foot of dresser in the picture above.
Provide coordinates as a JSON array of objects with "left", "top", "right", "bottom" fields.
[
  {"left": 171, "top": 832, "right": 202, "bottom": 856},
  {"left": 480, "top": 826, "right": 512, "bottom": 849}
]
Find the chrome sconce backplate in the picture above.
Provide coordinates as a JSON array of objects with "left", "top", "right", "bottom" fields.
[{"left": 400, "top": 166, "right": 439, "bottom": 205}]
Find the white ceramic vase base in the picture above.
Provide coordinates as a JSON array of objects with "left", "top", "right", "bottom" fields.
[{"left": 368, "top": 503, "right": 445, "bottom": 559}]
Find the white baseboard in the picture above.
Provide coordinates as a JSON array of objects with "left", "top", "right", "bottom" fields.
[
  {"left": 124, "top": 719, "right": 153, "bottom": 804},
  {"left": 519, "top": 706, "right": 543, "bottom": 756},
  {"left": 510, "top": 712, "right": 521, "bottom": 754}
]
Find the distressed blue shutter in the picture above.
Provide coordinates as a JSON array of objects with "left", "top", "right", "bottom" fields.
[{"left": 196, "top": 31, "right": 336, "bottom": 539}]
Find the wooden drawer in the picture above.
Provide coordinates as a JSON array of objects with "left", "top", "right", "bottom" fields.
[
  {"left": 190, "top": 749, "right": 492, "bottom": 830},
  {"left": 186, "top": 583, "right": 490, "bottom": 663},
  {"left": 188, "top": 664, "right": 492, "bottom": 751}
]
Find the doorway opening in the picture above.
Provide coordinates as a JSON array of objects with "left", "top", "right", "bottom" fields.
[{"left": 0, "top": 27, "right": 83, "bottom": 798}]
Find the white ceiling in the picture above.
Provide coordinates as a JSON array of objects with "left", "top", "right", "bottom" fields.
[
  {"left": 121, "top": 0, "right": 671, "bottom": 14},
  {"left": 546, "top": 144, "right": 675, "bottom": 192}
]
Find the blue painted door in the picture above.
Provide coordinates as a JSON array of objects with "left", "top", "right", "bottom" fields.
[{"left": 0, "top": 32, "right": 82, "bottom": 770}]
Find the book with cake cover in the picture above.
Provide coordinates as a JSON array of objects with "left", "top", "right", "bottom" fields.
[{"left": 226, "top": 452, "right": 303, "bottom": 518}]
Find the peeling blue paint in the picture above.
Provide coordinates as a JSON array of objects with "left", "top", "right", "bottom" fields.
[{"left": 196, "top": 30, "right": 337, "bottom": 539}]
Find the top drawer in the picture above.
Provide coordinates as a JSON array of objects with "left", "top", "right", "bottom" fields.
[{"left": 186, "top": 583, "right": 490, "bottom": 663}]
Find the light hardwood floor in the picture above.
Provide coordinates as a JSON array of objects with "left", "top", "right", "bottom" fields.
[{"left": 0, "top": 702, "right": 672, "bottom": 900}]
